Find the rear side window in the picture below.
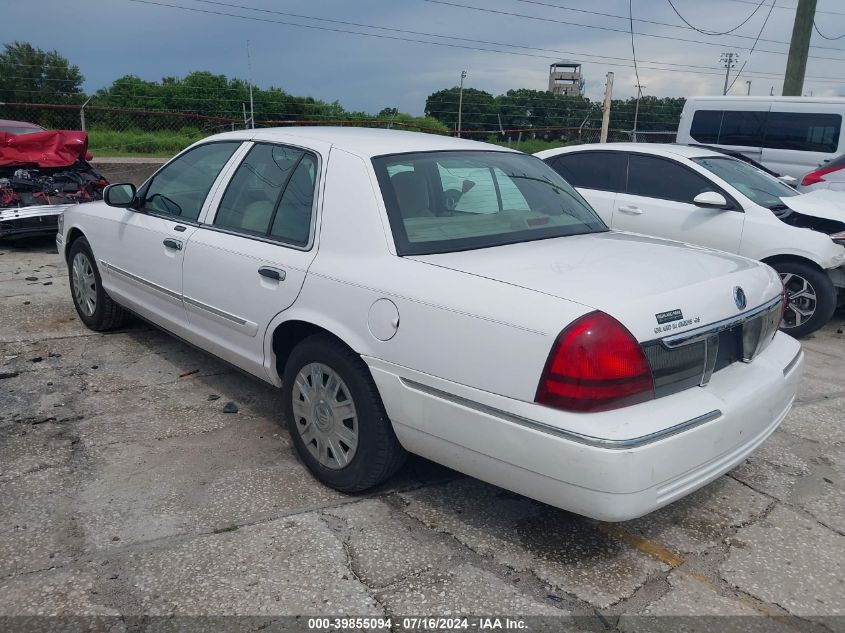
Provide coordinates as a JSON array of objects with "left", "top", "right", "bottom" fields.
[
  {"left": 626, "top": 154, "right": 716, "bottom": 203},
  {"left": 214, "top": 143, "right": 317, "bottom": 245},
  {"left": 547, "top": 152, "right": 627, "bottom": 192},
  {"left": 764, "top": 112, "right": 841, "bottom": 153},
  {"left": 689, "top": 110, "right": 722, "bottom": 144}
]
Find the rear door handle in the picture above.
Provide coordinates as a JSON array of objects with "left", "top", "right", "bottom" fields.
[
  {"left": 618, "top": 205, "right": 644, "bottom": 215},
  {"left": 163, "top": 238, "right": 183, "bottom": 251},
  {"left": 258, "top": 266, "right": 286, "bottom": 281}
]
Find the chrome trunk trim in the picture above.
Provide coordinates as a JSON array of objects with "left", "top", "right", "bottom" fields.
[{"left": 400, "top": 378, "right": 722, "bottom": 450}]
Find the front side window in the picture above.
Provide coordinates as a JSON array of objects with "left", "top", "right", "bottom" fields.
[
  {"left": 626, "top": 154, "right": 717, "bottom": 203},
  {"left": 214, "top": 143, "right": 317, "bottom": 246},
  {"left": 764, "top": 112, "right": 841, "bottom": 153},
  {"left": 140, "top": 142, "right": 239, "bottom": 221},
  {"left": 693, "top": 156, "right": 797, "bottom": 209},
  {"left": 372, "top": 151, "right": 607, "bottom": 255}
]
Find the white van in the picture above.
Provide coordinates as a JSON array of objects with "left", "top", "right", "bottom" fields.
[{"left": 676, "top": 96, "right": 845, "bottom": 180}]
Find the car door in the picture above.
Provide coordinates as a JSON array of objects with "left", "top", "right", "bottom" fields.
[
  {"left": 612, "top": 153, "right": 743, "bottom": 253},
  {"left": 98, "top": 141, "right": 243, "bottom": 337},
  {"left": 544, "top": 151, "right": 627, "bottom": 225},
  {"left": 180, "top": 142, "right": 322, "bottom": 378}
]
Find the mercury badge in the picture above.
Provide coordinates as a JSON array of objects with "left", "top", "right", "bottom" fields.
[{"left": 734, "top": 286, "right": 747, "bottom": 311}]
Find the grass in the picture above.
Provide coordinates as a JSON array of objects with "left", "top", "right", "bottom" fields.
[
  {"left": 87, "top": 128, "right": 205, "bottom": 158},
  {"left": 483, "top": 137, "right": 580, "bottom": 154}
]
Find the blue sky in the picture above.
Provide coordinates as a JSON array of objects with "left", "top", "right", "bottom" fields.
[{"left": 7, "top": 0, "right": 845, "bottom": 115}]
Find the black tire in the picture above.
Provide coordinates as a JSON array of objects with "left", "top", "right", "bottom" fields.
[
  {"left": 771, "top": 260, "right": 836, "bottom": 338},
  {"left": 67, "top": 237, "right": 129, "bottom": 331},
  {"left": 281, "top": 334, "right": 406, "bottom": 492}
]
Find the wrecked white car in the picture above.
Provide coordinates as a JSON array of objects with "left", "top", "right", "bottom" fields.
[
  {"left": 538, "top": 143, "right": 845, "bottom": 337},
  {"left": 0, "top": 124, "right": 108, "bottom": 240}
]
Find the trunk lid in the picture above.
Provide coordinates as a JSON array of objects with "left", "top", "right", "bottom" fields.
[{"left": 410, "top": 231, "right": 781, "bottom": 341}]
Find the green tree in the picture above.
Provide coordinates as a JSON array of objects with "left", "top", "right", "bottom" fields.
[
  {"left": 0, "top": 41, "right": 85, "bottom": 104},
  {"left": 425, "top": 87, "right": 496, "bottom": 133}
]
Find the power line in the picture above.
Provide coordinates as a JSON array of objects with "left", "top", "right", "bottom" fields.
[
  {"left": 728, "top": 0, "right": 778, "bottom": 91},
  {"left": 508, "top": 0, "right": 845, "bottom": 52},
  {"left": 665, "top": 0, "right": 766, "bottom": 35},
  {"left": 629, "top": 0, "right": 641, "bottom": 89},
  {"left": 120, "top": 0, "right": 845, "bottom": 84},
  {"left": 421, "top": 0, "right": 845, "bottom": 61},
  {"left": 813, "top": 20, "right": 845, "bottom": 40}
]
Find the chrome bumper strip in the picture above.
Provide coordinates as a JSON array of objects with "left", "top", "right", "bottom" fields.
[
  {"left": 661, "top": 295, "right": 782, "bottom": 348},
  {"left": 400, "top": 378, "right": 722, "bottom": 450},
  {"left": 783, "top": 349, "right": 803, "bottom": 377}
]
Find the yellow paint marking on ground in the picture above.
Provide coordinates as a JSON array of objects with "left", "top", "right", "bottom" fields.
[
  {"left": 599, "top": 523, "right": 801, "bottom": 629},
  {"left": 597, "top": 522, "right": 685, "bottom": 568}
]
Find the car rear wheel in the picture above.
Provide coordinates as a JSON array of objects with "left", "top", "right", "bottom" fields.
[
  {"left": 67, "top": 237, "right": 129, "bottom": 331},
  {"left": 771, "top": 260, "right": 836, "bottom": 338},
  {"left": 281, "top": 334, "right": 406, "bottom": 492}
]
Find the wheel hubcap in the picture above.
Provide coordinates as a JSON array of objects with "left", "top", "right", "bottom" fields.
[
  {"left": 292, "top": 363, "right": 358, "bottom": 470},
  {"left": 71, "top": 252, "right": 97, "bottom": 317},
  {"left": 779, "top": 272, "right": 817, "bottom": 329}
]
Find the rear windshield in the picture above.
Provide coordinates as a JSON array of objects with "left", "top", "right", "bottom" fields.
[
  {"left": 693, "top": 156, "right": 798, "bottom": 209},
  {"left": 372, "top": 151, "right": 607, "bottom": 255}
]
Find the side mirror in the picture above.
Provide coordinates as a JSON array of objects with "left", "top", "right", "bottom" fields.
[
  {"left": 778, "top": 175, "right": 798, "bottom": 185},
  {"left": 693, "top": 191, "right": 729, "bottom": 209},
  {"left": 103, "top": 183, "right": 137, "bottom": 208}
]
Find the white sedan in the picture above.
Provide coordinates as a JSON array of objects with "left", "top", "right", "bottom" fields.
[
  {"left": 57, "top": 128, "right": 801, "bottom": 521},
  {"left": 537, "top": 143, "right": 845, "bottom": 338}
]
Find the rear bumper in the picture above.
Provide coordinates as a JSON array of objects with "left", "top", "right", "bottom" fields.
[{"left": 367, "top": 332, "right": 802, "bottom": 521}]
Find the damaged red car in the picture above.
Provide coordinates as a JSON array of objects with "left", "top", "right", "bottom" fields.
[{"left": 0, "top": 121, "right": 108, "bottom": 240}]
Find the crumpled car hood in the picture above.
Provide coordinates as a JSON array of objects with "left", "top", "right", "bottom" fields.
[
  {"left": 0, "top": 130, "right": 90, "bottom": 168},
  {"left": 780, "top": 190, "right": 845, "bottom": 223}
]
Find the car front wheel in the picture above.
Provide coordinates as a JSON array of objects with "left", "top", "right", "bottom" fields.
[
  {"left": 281, "top": 334, "right": 406, "bottom": 492},
  {"left": 67, "top": 237, "right": 128, "bottom": 331},
  {"left": 771, "top": 260, "right": 836, "bottom": 338}
]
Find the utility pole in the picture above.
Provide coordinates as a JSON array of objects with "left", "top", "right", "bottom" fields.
[
  {"left": 783, "top": 0, "right": 817, "bottom": 96},
  {"left": 632, "top": 83, "right": 645, "bottom": 143},
  {"left": 721, "top": 52, "right": 738, "bottom": 95},
  {"left": 457, "top": 70, "right": 467, "bottom": 138},
  {"left": 600, "top": 72, "right": 614, "bottom": 143},
  {"left": 746, "top": 80, "right": 752, "bottom": 96},
  {"left": 246, "top": 40, "right": 255, "bottom": 129}
]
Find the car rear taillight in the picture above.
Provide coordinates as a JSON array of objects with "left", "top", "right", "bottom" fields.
[
  {"left": 800, "top": 164, "right": 845, "bottom": 187},
  {"left": 535, "top": 311, "right": 655, "bottom": 413}
]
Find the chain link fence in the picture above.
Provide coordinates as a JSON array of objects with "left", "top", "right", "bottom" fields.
[{"left": 1, "top": 103, "right": 679, "bottom": 157}]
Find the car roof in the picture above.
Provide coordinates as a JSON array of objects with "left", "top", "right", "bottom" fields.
[
  {"left": 535, "top": 143, "right": 719, "bottom": 161},
  {"left": 203, "top": 126, "right": 516, "bottom": 159}
]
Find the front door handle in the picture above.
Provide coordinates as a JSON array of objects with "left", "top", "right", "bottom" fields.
[
  {"left": 258, "top": 266, "right": 286, "bottom": 281},
  {"left": 618, "top": 205, "right": 644, "bottom": 215},
  {"left": 163, "top": 238, "right": 183, "bottom": 251}
]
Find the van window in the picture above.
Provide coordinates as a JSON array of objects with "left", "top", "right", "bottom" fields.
[
  {"left": 720, "top": 111, "right": 766, "bottom": 146},
  {"left": 689, "top": 111, "right": 723, "bottom": 144},
  {"left": 764, "top": 112, "right": 841, "bottom": 153}
]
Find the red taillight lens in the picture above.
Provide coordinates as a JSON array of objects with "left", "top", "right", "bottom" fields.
[
  {"left": 800, "top": 164, "right": 845, "bottom": 187},
  {"left": 535, "top": 311, "right": 655, "bottom": 413}
]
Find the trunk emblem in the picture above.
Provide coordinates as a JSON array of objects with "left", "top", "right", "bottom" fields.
[{"left": 734, "top": 286, "right": 747, "bottom": 310}]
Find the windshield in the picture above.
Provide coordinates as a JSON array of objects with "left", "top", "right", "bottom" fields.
[
  {"left": 372, "top": 151, "right": 607, "bottom": 255},
  {"left": 692, "top": 156, "right": 797, "bottom": 209}
]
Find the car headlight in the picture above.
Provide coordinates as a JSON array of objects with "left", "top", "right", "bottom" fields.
[{"left": 832, "top": 231, "right": 845, "bottom": 247}]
